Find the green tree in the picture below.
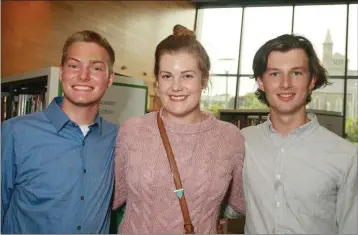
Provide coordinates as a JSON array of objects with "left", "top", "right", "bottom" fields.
[
  {"left": 346, "top": 117, "right": 358, "bottom": 145},
  {"left": 240, "top": 92, "right": 268, "bottom": 109}
]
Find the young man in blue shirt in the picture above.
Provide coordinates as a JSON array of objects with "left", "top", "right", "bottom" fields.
[{"left": 1, "top": 30, "right": 119, "bottom": 233}]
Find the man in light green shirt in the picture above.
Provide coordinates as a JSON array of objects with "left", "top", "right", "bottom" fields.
[{"left": 226, "top": 34, "right": 357, "bottom": 234}]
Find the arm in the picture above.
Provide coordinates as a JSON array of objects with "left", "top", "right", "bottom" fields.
[
  {"left": 336, "top": 148, "right": 357, "bottom": 234},
  {"left": 226, "top": 142, "right": 246, "bottom": 217},
  {"left": 1, "top": 122, "right": 17, "bottom": 227},
  {"left": 112, "top": 128, "right": 128, "bottom": 210}
]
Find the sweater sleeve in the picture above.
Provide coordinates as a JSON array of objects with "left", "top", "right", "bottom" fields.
[
  {"left": 112, "top": 128, "right": 128, "bottom": 210},
  {"left": 227, "top": 141, "right": 245, "bottom": 214}
]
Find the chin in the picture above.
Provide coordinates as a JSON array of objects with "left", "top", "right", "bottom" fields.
[{"left": 65, "top": 96, "right": 100, "bottom": 107}]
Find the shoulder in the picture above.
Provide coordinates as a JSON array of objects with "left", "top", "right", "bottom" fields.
[
  {"left": 317, "top": 125, "right": 357, "bottom": 158},
  {"left": 212, "top": 118, "right": 245, "bottom": 148},
  {"left": 101, "top": 119, "right": 119, "bottom": 136},
  {"left": 2, "top": 112, "right": 46, "bottom": 135},
  {"left": 117, "top": 111, "right": 157, "bottom": 137},
  {"left": 240, "top": 123, "right": 266, "bottom": 140}
]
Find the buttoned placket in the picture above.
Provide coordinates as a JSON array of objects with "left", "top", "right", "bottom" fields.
[
  {"left": 71, "top": 121, "right": 91, "bottom": 232},
  {"left": 271, "top": 133, "right": 289, "bottom": 234}
]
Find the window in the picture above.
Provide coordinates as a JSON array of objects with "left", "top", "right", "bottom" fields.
[
  {"left": 345, "top": 79, "right": 358, "bottom": 145},
  {"left": 307, "top": 78, "right": 344, "bottom": 114},
  {"left": 236, "top": 76, "right": 268, "bottom": 109},
  {"left": 196, "top": 8, "right": 243, "bottom": 74},
  {"left": 239, "top": 6, "right": 293, "bottom": 75},
  {"left": 348, "top": 4, "right": 358, "bottom": 75},
  {"left": 293, "top": 4, "right": 347, "bottom": 76},
  {"left": 200, "top": 75, "right": 237, "bottom": 116}
]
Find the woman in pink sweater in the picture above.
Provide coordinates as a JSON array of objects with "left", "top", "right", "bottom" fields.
[{"left": 113, "top": 25, "right": 245, "bottom": 234}]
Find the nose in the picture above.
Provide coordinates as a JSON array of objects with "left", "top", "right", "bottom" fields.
[
  {"left": 279, "top": 73, "right": 292, "bottom": 89},
  {"left": 79, "top": 68, "right": 90, "bottom": 81},
  {"left": 171, "top": 77, "right": 183, "bottom": 91}
]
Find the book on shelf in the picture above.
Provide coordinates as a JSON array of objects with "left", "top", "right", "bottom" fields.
[
  {"left": 228, "top": 115, "right": 267, "bottom": 129},
  {"left": 1, "top": 93, "right": 45, "bottom": 122}
]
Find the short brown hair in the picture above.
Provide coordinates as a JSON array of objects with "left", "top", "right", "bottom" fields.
[
  {"left": 253, "top": 34, "right": 331, "bottom": 106},
  {"left": 61, "top": 30, "right": 115, "bottom": 73},
  {"left": 154, "top": 24, "right": 210, "bottom": 86}
]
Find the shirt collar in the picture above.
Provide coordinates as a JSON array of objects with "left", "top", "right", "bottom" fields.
[
  {"left": 45, "top": 96, "right": 103, "bottom": 134},
  {"left": 265, "top": 113, "right": 320, "bottom": 137}
]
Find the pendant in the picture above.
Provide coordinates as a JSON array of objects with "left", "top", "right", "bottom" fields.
[{"left": 174, "top": 188, "right": 184, "bottom": 199}]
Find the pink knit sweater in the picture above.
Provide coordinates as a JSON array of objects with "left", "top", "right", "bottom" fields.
[{"left": 113, "top": 110, "right": 245, "bottom": 234}]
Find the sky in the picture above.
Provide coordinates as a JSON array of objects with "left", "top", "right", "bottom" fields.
[{"left": 196, "top": 4, "right": 358, "bottom": 97}]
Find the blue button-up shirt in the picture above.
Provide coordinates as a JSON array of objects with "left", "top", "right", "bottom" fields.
[{"left": 1, "top": 96, "right": 119, "bottom": 234}]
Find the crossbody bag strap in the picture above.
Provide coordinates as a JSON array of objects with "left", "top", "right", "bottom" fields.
[{"left": 157, "top": 112, "right": 195, "bottom": 234}]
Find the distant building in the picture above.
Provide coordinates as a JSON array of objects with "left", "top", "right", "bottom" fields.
[{"left": 308, "top": 29, "right": 358, "bottom": 118}]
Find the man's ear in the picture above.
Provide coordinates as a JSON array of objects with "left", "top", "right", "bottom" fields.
[
  {"left": 59, "top": 66, "right": 63, "bottom": 82},
  {"left": 309, "top": 75, "right": 317, "bottom": 91},
  {"left": 257, "top": 76, "right": 265, "bottom": 92},
  {"left": 107, "top": 72, "right": 114, "bottom": 88}
]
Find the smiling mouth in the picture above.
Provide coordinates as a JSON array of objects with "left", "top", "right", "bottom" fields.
[
  {"left": 169, "top": 95, "right": 188, "bottom": 102},
  {"left": 277, "top": 93, "right": 295, "bottom": 101},
  {"left": 72, "top": 85, "right": 94, "bottom": 91}
]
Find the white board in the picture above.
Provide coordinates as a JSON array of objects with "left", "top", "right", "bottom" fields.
[{"left": 99, "top": 82, "right": 148, "bottom": 125}]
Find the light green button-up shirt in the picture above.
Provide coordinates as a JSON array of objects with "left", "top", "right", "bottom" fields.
[{"left": 235, "top": 113, "right": 357, "bottom": 234}]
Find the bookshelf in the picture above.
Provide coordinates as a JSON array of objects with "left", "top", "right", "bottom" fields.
[
  {"left": 1, "top": 67, "right": 61, "bottom": 122},
  {"left": 219, "top": 109, "right": 345, "bottom": 137}
]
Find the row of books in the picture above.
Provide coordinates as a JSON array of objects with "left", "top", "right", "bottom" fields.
[
  {"left": 229, "top": 115, "right": 267, "bottom": 129},
  {"left": 1, "top": 94, "right": 45, "bottom": 122}
]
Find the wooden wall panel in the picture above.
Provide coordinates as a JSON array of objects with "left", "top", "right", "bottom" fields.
[{"left": 1, "top": 1, "right": 196, "bottom": 96}]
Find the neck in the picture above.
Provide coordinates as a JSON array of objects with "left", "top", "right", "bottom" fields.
[
  {"left": 162, "top": 106, "right": 203, "bottom": 125},
  {"left": 270, "top": 107, "right": 309, "bottom": 137},
  {"left": 61, "top": 98, "right": 99, "bottom": 126}
]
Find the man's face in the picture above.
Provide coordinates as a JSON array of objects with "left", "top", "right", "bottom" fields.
[
  {"left": 60, "top": 42, "right": 114, "bottom": 107},
  {"left": 257, "top": 48, "right": 316, "bottom": 115}
]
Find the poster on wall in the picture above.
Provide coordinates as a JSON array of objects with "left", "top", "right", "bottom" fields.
[{"left": 99, "top": 82, "right": 148, "bottom": 125}]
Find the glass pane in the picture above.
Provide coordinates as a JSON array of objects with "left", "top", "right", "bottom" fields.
[
  {"left": 201, "top": 75, "right": 237, "bottom": 116},
  {"left": 293, "top": 5, "right": 347, "bottom": 76},
  {"left": 196, "top": 8, "right": 243, "bottom": 74},
  {"left": 239, "top": 6, "right": 293, "bottom": 74},
  {"left": 307, "top": 78, "right": 344, "bottom": 114},
  {"left": 346, "top": 79, "right": 358, "bottom": 145},
  {"left": 236, "top": 76, "right": 268, "bottom": 109},
  {"left": 348, "top": 4, "right": 358, "bottom": 75}
]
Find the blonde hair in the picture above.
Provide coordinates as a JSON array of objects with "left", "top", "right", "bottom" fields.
[{"left": 61, "top": 30, "right": 115, "bottom": 73}]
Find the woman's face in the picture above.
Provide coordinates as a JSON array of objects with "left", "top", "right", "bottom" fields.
[{"left": 157, "top": 52, "right": 206, "bottom": 120}]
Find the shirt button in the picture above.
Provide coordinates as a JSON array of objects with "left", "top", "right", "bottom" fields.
[
  {"left": 72, "top": 123, "right": 76, "bottom": 126},
  {"left": 83, "top": 169, "right": 86, "bottom": 173},
  {"left": 80, "top": 196, "right": 84, "bottom": 200},
  {"left": 276, "top": 228, "right": 282, "bottom": 234},
  {"left": 77, "top": 226, "right": 81, "bottom": 230},
  {"left": 274, "top": 180, "right": 281, "bottom": 191},
  {"left": 280, "top": 148, "right": 284, "bottom": 152},
  {"left": 275, "top": 174, "right": 281, "bottom": 180},
  {"left": 276, "top": 202, "right": 280, "bottom": 207}
]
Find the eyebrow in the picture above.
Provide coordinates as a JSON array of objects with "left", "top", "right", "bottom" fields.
[
  {"left": 266, "top": 66, "right": 307, "bottom": 71},
  {"left": 159, "top": 70, "right": 196, "bottom": 74},
  {"left": 66, "top": 57, "right": 105, "bottom": 65}
]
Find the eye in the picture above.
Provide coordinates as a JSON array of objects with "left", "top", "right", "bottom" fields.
[
  {"left": 183, "top": 74, "right": 194, "bottom": 79},
  {"left": 292, "top": 71, "right": 302, "bottom": 76},
  {"left": 161, "top": 74, "right": 171, "bottom": 80},
  {"left": 68, "top": 64, "right": 78, "bottom": 69},
  {"left": 93, "top": 67, "right": 103, "bottom": 71},
  {"left": 270, "top": 72, "right": 280, "bottom": 77}
]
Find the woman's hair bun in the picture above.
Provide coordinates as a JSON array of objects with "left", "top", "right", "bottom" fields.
[{"left": 173, "top": 24, "right": 195, "bottom": 38}]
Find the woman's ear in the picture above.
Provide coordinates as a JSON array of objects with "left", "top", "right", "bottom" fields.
[{"left": 202, "top": 77, "right": 209, "bottom": 90}]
